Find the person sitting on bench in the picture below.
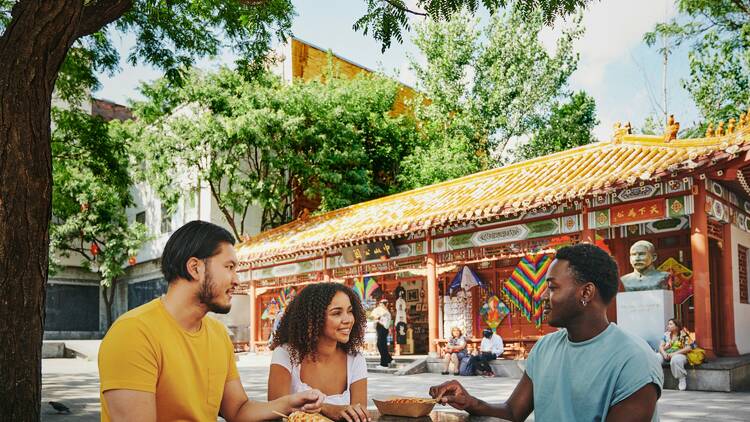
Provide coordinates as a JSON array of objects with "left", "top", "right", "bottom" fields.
[{"left": 470, "top": 328, "right": 504, "bottom": 376}]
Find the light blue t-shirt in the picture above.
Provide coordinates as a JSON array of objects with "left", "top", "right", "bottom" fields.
[{"left": 526, "top": 323, "right": 663, "bottom": 422}]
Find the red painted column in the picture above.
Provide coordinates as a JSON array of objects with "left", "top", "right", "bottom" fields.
[
  {"left": 690, "top": 180, "right": 715, "bottom": 358},
  {"left": 718, "top": 222, "right": 739, "bottom": 356},
  {"left": 322, "top": 251, "right": 331, "bottom": 282},
  {"left": 249, "top": 274, "right": 258, "bottom": 352},
  {"left": 581, "top": 205, "right": 595, "bottom": 244},
  {"left": 426, "top": 231, "right": 439, "bottom": 355}
]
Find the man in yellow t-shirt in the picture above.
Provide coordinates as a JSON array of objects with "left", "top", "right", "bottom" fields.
[{"left": 99, "top": 221, "right": 325, "bottom": 421}]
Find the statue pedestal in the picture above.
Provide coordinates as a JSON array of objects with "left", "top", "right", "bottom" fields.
[{"left": 616, "top": 290, "right": 674, "bottom": 350}]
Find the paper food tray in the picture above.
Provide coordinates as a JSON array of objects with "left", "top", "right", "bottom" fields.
[{"left": 372, "top": 397, "right": 437, "bottom": 418}]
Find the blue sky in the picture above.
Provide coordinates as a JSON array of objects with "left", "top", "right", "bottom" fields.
[{"left": 96, "top": 0, "right": 700, "bottom": 140}]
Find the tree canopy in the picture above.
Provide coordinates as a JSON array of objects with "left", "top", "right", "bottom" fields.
[
  {"left": 49, "top": 106, "right": 149, "bottom": 327},
  {"left": 398, "top": 7, "right": 584, "bottom": 188},
  {"left": 645, "top": 0, "right": 750, "bottom": 127},
  {"left": 121, "top": 66, "right": 419, "bottom": 235},
  {"left": 355, "top": 0, "right": 592, "bottom": 50},
  {"left": 514, "top": 91, "right": 598, "bottom": 161}
]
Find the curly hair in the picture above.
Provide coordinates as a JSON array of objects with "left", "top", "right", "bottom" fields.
[
  {"left": 270, "top": 283, "right": 366, "bottom": 365},
  {"left": 555, "top": 243, "right": 620, "bottom": 304}
]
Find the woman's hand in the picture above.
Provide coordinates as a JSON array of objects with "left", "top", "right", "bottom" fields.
[{"left": 322, "top": 403, "right": 370, "bottom": 422}]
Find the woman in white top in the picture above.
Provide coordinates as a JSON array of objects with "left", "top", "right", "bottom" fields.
[{"left": 269, "top": 283, "right": 370, "bottom": 422}]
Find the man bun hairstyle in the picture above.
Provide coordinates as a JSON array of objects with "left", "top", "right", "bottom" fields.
[
  {"left": 161, "top": 220, "right": 235, "bottom": 283},
  {"left": 555, "top": 243, "right": 619, "bottom": 304}
]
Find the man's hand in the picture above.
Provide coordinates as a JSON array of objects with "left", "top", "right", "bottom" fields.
[
  {"left": 287, "top": 390, "right": 326, "bottom": 413},
  {"left": 429, "top": 380, "right": 477, "bottom": 411}
]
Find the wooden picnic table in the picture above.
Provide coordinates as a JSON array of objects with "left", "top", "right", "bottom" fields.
[{"left": 371, "top": 409, "right": 507, "bottom": 422}]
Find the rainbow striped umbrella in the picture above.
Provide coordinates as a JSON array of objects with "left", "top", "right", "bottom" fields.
[
  {"left": 502, "top": 254, "right": 552, "bottom": 327},
  {"left": 278, "top": 287, "right": 296, "bottom": 309},
  {"left": 353, "top": 277, "right": 380, "bottom": 300}
]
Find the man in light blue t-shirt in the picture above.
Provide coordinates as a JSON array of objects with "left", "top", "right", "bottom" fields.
[{"left": 429, "top": 244, "right": 663, "bottom": 421}]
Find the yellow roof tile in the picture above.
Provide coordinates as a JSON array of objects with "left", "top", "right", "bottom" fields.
[{"left": 238, "top": 128, "right": 750, "bottom": 263}]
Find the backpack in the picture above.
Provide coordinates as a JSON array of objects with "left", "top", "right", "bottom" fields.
[
  {"left": 687, "top": 347, "right": 706, "bottom": 366},
  {"left": 459, "top": 355, "right": 474, "bottom": 376}
]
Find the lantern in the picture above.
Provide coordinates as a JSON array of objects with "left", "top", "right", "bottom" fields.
[{"left": 90, "top": 243, "right": 99, "bottom": 256}]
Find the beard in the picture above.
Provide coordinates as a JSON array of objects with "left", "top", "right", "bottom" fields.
[{"left": 197, "top": 269, "right": 232, "bottom": 314}]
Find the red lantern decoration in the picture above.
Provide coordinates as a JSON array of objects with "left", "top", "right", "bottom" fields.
[
  {"left": 128, "top": 256, "right": 137, "bottom": 266},
  {"left": 90, "top": 243, "right": 99, "bottom": 256}
]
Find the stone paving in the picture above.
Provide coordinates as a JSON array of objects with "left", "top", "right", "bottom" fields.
[{"left": 42, "top": 354, "right": 750, "bottom": 421}]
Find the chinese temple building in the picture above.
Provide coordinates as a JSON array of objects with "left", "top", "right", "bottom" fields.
[{"left": 237, "top": 115, "right": 750, "bottom": 359}]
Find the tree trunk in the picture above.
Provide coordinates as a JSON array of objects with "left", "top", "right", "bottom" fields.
[
  {"left": 0, "top": 2, "right": 84, "bottom": 419},
  {"left": 102, "top": 281, "right": 119, "bottom": 328}
]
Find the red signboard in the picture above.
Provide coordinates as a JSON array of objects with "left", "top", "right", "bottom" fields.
[{"left": 610, "top": 198, "right": 665, "bottom": 225}]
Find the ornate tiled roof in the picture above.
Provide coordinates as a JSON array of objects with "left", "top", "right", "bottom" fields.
[{"left": 237, "top": 120, "right": 750, "bottom": 263}]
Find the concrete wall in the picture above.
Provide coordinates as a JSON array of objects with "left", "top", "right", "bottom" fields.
[
  {"left": 45, "top": 273, "right": 104, "bottom": 338},
  {"left": 730, "top": 225, "right": 750, "bottom": 354},
  {"left": 126, "top": 181, "right": 195, "bottom": 264}
]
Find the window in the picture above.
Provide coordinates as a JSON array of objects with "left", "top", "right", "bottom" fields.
[
  {"left": 135, "top": 211, "right": 146, "bottom": 225},
  {"left": 160, "top": 205, "right": 172, "bottom": 234},
  {"left": 740, "top": 245, "right": 749, "bottom": 304}
]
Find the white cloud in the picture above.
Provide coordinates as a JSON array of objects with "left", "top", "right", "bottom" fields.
[
  {"left": 537, "top": 0, "right": 680, "bottom": 140},
  {"left": 540, "top": 0, "right": 676, "bottom": 97},
  {"left": 573, "top": 0, "right": 676, "bottom": 95},
  {"left": 593, "top": 88, "right": 651, "bottom": 140}
]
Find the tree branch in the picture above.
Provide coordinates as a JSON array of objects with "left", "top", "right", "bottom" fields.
[
  {"left": 207, "top": 179, "right": 240, "bottom": 239},
  {"left": 76, "top": 0, "right": 134, "bottom": 39},
  {"left": 384, "top": 0, "right": 427, "bottom": 16},
  {"left": 731, "top": 0, "right": 750, "bottom": 18},
  {"left": 60, "top": 245, "right": 94, "bottom": 262}
]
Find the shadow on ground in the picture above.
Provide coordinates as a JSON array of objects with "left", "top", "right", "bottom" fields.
[
  {"left": 42, "top": 366, "right": 100, "bottom": 421},
  {"left": 42, "top": 355, "right": 750, "bottom": 422}
]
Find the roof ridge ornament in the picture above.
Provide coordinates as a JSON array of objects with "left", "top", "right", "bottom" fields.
[
  {"left": 727, "top": 118, "right": 736, "bottom": 134},
  {"left": 612, "top": 121, "right": 631, "bottom": 142},
  {"left": 715, "top": 121, "right": 725, "bottom": 137},
  {"left": 664, "top": 114, "right": 679, "bottom": 142},
  {"left": 705, "top": 122, "right": 714, "bottom": 137}
]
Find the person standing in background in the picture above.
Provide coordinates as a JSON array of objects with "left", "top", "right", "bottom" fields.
[{"left": 371, "top": 299, "right": 392, "bottom": 369}]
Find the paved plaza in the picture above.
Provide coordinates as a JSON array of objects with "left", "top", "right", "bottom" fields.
[{"left": 42, "top": 352, "right": 750, "bottom": 421}]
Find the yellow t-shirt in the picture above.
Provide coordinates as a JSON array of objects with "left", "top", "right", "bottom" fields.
[{"left": 99, "top": 298, "right": 239, "bottom": 421}]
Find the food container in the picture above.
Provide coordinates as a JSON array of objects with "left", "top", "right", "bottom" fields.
[
  {"left": 278, "top": 411, "right": 334, "bottom": 422},
  {"left": 372, "top": 397, "right": 437, "bottom": 418}
]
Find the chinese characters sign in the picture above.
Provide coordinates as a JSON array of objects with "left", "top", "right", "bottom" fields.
[
  {"left": 610, "top": 198, "right": 665, "bottom": 225},
  {"left": 342, "top": 240, "right": 396, "bottom": 262}
]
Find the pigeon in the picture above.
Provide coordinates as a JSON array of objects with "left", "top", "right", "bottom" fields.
[{"left": 48, "top": 401, "right": 70, "bottom": 414}]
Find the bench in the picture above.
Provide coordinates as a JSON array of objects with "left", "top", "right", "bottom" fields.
[
  {"left": 660, "top": 355, "right": 750, "bottom": 392},
  {"left": 253, "top": 341, "right": 271, "bottom": 354},
  {"left": 233, "top": 342, "right": 250, "bottom": 353},
  {"left": 433, "top": 337, "right": 533, "bottom": 360}
]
